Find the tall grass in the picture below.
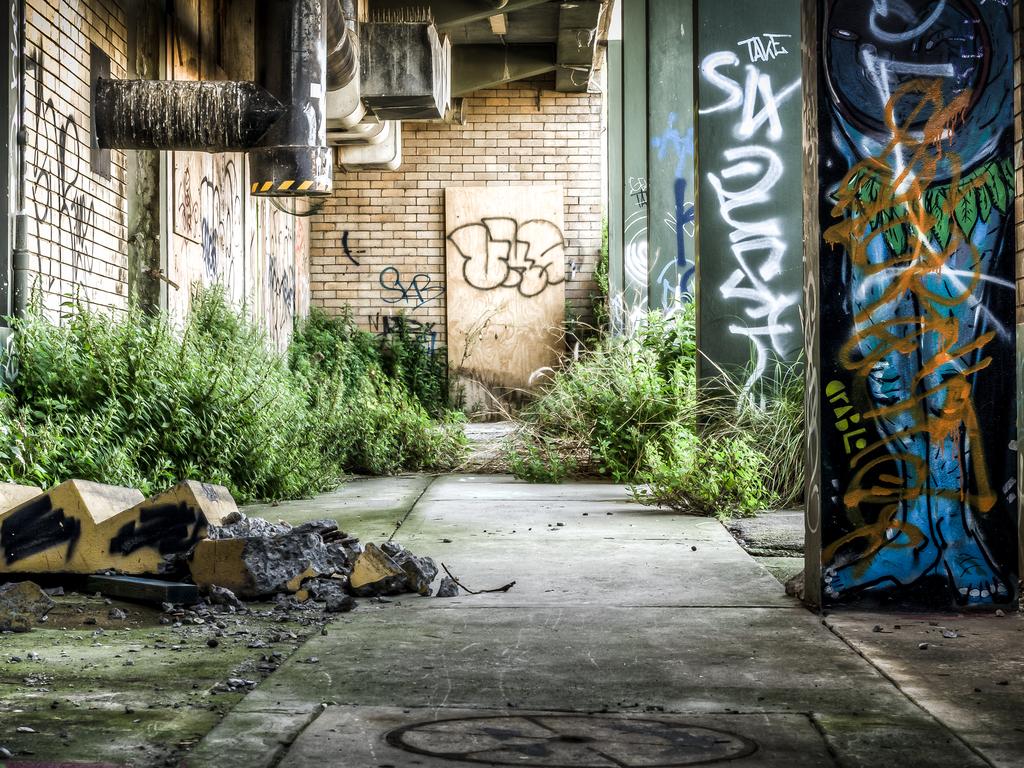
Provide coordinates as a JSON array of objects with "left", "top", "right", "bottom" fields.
[
  {"left": 0, "top": 289, "right": 465, "bottom": 502},
  {"left": 508, "top": 303, "right": 804, "bottom": 518}
]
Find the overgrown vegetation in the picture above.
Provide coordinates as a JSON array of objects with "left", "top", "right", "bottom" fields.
[
  {"left": 508, "top": 303, "right": 804, "bottom": 519},
  {"left": 0, "top": 290, "right": 464, "bottom": 503}
]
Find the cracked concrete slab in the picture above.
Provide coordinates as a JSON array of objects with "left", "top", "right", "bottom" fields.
[
  {"left": 279, "top": 707, "right": 836, "bottom": 768},
  {"left": 185, "top": 475, "right": 1002, "bottom": 768},
  {"left": 825, "top": 611, "right": 1024, "bottom": 768}
]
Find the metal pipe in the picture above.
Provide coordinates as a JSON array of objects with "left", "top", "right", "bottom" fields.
[
  {"left": 94, "top": 79, "right": 285, "bottom": 152},
  {"left": 12, "top": 0, "right": 28, "bottom": 319},
  {"left": 249, "top": 0, "right": 332, "bottom": 196},
  {"left": 326, "top": 0, "right": 358, "bottom": 91}
]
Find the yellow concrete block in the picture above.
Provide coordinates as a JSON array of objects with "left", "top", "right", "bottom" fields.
[
  {"left": 0, "top": 480, "right": 238, "bottom": 575},
  {"left": 0, "top": 483, "right": 44, "bottom": 515},
  {"left": 0, "top": 480, "right": 144, "bottom": 574},
  {"left": 99, "top": 480, "right": 239, "bottom": 575},
  {"left": 188, "top": 538, "right": 251, "bottom": 595},
  {"left": 349, "top": 543, "right": 405, "bottom": 594}
]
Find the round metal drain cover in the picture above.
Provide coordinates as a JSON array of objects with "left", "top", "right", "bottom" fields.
[{"left": 386, "top": 714, "right": 757, "bottom": 766}]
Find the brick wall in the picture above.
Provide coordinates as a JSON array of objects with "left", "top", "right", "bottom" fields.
[
  {"left": 309, "top": 76, "right": 604, "bottom": 346},
  {"left": 23, "top": 0, "right": 129, "bottom": 317}
]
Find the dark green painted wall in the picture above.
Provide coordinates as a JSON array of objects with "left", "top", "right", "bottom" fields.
[
  {"left": 646, "top": 0, "right": 695, "bottom": 312},
  {"left": 695, "top": 1, "right": 803, "bottom": 392}
]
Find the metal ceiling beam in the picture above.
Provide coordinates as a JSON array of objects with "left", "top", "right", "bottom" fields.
[
  {"left": 451, "top": 43, "right": 555, "bottom": 96},
  {"left": 555, "top": 0, "right": 601, "bottom": 91},
  {"left": 369, "top": 0, "right": 551, "bottom": 29}
]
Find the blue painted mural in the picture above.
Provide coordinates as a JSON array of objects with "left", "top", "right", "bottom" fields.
[{"left": 817, "top": 0, "right": 1017, "bottom": 607}]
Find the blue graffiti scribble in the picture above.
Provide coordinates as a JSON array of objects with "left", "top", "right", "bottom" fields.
[{"left": 651, "top": 113, "right": 696, "bottom": 294}]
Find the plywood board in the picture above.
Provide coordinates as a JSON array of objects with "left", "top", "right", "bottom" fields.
[{"left": 445, "top": 186, "right": 566, "bottom": 415}]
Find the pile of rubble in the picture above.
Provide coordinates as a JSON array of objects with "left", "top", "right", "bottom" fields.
[
  {"left": 0, "top": 478, "right": 460, "bottom": 633},
  {"left": 191, "top": 511, "right": 460, "bottom": 606}
]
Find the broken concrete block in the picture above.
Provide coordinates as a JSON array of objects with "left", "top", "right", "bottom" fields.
[
  {"left": 0, "top": 483, "right": 44, "bottom": 515},
  {"left": 189, "top": 531, "right": 344, "bottom": 599},
  {"left": 208, "top": 512, "right": 289, "bottom": 539},
  {"left": 0, "top": 581, "right": 54, "bottom": 632},
  {"left": 435, "top": 576, "right": 459, "bottom": 598},
  {"left": 382, "top": 541, "right": 437, "bottom": 595},
  {"left": 349, "top": 543, "right": 408, "bottom": 596},
  {"left": 0, "top": 479, "right": 236, "bottom": 576},
  {"left": 100, "top": 480, "right": 238, "bottom": 574}
]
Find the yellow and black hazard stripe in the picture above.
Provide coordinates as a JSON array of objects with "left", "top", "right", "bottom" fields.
[{"left": 250, "top": 179, "right": 332, "bottom": 195}]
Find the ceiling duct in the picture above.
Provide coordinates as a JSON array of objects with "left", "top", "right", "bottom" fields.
[
  {"left": 95, "top": 0, "right": 354, "bottom": 198},
  {"left": 360, "top": 19, "right": 451, "bottom": 120}
]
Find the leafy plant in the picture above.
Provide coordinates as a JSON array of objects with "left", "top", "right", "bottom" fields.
[
  {"left": 508, "top": 303, "right": 804, "bottom": 520},
  {"left": 0, "top": 289, "right": 465, "bottom": 503}
]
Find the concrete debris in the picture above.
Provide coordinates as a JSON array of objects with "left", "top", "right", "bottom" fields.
[
  {"left": 349, "top": 543, "right": 408, "bottom": 597},
  {"left": 189, "top": 529, "right": 353, "bottom": 599},
  {"left": 435, "top": 576, "right": 459, "bottom": 598},
  {"left": 0, "top": 581, "right": 55, "bottom": 633},
  {"left": 207, "top": 584, "right": 246, "bottom": 610},
  {"left": 382, "top": 541, "right": 438, "bottom": 595}
]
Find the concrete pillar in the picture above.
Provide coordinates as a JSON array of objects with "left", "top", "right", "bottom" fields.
[
  {"left": 694, "top": 0, "right": 803, "bottom": 395},
  {"left": 803, "top": 0, "right": 1019, "bottom": 610}
]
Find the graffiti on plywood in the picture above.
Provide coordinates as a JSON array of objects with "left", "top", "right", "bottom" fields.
[
  {"left": 816, "top": 0, "right": 1017, "bottom": 607},
  {"left": 445, "top": 187, "right": 566, "bottom": 415}
]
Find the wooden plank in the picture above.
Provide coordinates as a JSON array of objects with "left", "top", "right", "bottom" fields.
[{"left": 445, "top": 186, "right": 566, "bottom": 416}]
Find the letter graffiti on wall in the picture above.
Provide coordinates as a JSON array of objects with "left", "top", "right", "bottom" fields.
[
  {"left": 815, "top": 0, "right": 1017, "bottom": 607},
  {"left": 696, "top": 3, "right": 803, "bottom": 396},
  {"left": 378, "top": 267, "right": 444, "bottom": 309},
  {"left": 26, "top": 50, "right": 98, "bottom": 303},
  {"left": 173, "top": 152, "right": 245, "bottom": 303}
]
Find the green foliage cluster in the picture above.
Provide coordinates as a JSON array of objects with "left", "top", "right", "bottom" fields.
[
  {"left": 0, "top": 290, "right": 464, "bottom": 503},
  {"left": 508, "top": 303, "right": 804, "bottom": 519}
]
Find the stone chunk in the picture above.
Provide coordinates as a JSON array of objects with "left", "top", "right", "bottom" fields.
[
  {"left": 349, "top": 543, "right": 408, "bottom": 597},
  {"left": 189, "top": 531, "right": 348, "bottom": 599},
  {"left": 382, "top": 541, "right": 438, "bottom": 595},
  {"left": 0, "top": 581, "right": 55, "bottom": 632},
  {"left": 435, "top": 576, "right": 459, "bottom": 598}
]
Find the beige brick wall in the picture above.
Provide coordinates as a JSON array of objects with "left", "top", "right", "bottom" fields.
[
  {"left": 23, "top": 0, "right": 129, "bottom": 317},
  {"left": 309, "top": 76, "right": 604, "bottom": 346}
]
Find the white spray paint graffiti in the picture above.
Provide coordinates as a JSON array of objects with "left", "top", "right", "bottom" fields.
[{"left": 700, "top": 40, "right": 801, "bottom": 395}]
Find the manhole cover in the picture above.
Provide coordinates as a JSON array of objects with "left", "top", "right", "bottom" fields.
[{"left": 386, "top": 714, "right": 757, "bottom": 766}]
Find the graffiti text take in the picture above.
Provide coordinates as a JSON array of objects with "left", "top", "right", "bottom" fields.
[{"left": 700, "top": 49, "right": 800, "bottom": 394}]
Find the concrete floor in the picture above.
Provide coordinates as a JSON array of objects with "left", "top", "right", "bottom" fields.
[{"left": 181, "top": 475, "right": 1023, "bottom": 768}]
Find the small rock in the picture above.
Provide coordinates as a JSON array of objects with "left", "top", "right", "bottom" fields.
[
  {"left": 207, "top": 585, "right": 246, "bottom": 611},
  {"left": 325, "top": 594, "right": 356, "bottom": 613},
  {"left": 108, "top": 608, "right": 128, "bottom": 621},
  {"left": 997, "top": 680, "right": 1009, "bottom": 686},
  {"left": 206, "top": 638, "right": 220, "bottom": 648},
  {"left": 435, "top": 577, "right": 459, "bottom": 598},
  {"left": 0, "top": 582, "right": 55, "bottom": 633},
  {"left": 0, "top": 746, "right": 11, "bottom": 758},
  {"left": 996, "top": 609, "right": 1006, "bottom": 617},
  {"left": 16, "top": 726, "right": 36, "bottom": 733},
  {"left": 872, "top": 625, "right": 883, "bottom": 633},
  {"left": 941, "top": 629, "right": 958, "bottom": 639},
  {"left": 918, "top": 642, "right": 929, "bottom": 650}
]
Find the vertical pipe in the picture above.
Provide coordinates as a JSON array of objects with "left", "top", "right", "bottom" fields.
[{"left": 249, "top": 0, "right": 332, "bottom": 196}]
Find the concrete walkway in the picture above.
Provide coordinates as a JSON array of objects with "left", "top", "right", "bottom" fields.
[{"left": 185, "top": 475, "right": 1022, "bottom": 768}]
